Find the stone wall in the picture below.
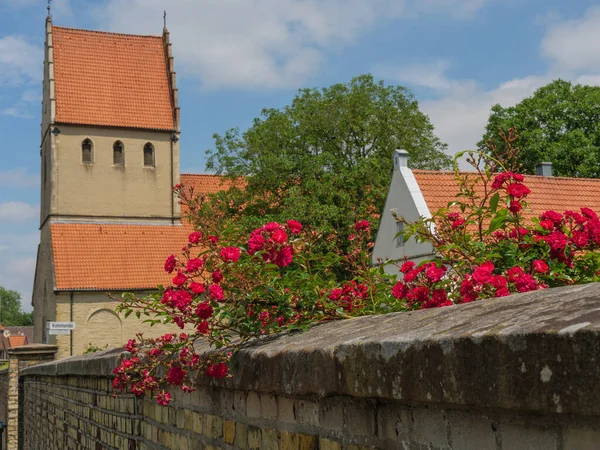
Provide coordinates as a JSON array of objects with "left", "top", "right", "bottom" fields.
[{"left": 19, "top": 283, "right": 600, "bottom": 450}]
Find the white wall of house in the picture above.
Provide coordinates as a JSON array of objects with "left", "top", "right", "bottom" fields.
[{"left": 373, "top": 150, "right": 435, "bottom": 274}]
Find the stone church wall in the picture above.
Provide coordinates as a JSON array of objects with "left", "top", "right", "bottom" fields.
[{"left": 19, "top": 283, "right": 600, "bottom": 449}]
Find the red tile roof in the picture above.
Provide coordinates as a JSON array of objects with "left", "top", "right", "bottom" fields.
[
  {"left": 51, "top": 223, "right": 193, "bottom": 291},
  {"left": 53, "top": 26, "right": 174, "bottom": 130},
  {"left": 51, "top": 175, "right": 234, "bottom": 291},
  {"left": 413, "top": 170, "right": 600, "bottom": 219}
]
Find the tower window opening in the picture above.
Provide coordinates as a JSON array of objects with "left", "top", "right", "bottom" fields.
[
  {"left": 82, "top": 138, "right": 93, "bottom": 164},
  {"left": 143, "top": 143, "right": 155, "bottom": 167},
  {"left": 113, "top": 141, "right": 124, "bottom": 166}
]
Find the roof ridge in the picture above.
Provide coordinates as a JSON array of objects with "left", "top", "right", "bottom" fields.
[
  {"left": 53, "top": 25, "right": 163, "bottom": 39},
  {"left": 412, "top": 169, "right": 600, "bottom": 182}
]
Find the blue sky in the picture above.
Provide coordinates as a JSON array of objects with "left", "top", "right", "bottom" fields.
[{"left": 1, "top": 0, "right": 600, "bottom": 311}]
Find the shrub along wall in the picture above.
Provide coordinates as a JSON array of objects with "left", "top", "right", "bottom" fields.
[{"left": 19, "top": 283, "right": 600, "bottom": 450}]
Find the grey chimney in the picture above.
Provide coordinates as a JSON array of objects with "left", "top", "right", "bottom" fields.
[
  {"left": 535, "top": 162, "right": 553, "bottom": 177},
  {"left": 393, "top": 149, "right": 409, "bottom": 170}
]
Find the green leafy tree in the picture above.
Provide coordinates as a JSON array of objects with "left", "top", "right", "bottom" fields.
[
  {"left": 0, "top": 287, "right": 33, "bottom": 326},
  {"left": 481, "top": 79, "right": 600, "bottom": 177},
  {"left": 204, "top": 74, "right": 451, "bottom": 238}
]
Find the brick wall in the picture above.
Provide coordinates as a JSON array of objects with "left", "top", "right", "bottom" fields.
[
  {"left": 0, "top": 367, "right": 7, "bottom": 448},
  {"left": 19, "top": 283, "right": 600, "bottom": 449}
]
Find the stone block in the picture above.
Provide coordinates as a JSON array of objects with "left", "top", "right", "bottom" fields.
[
  {"left": 278, "top": 397, "right": 296, "bottom": 424},
  {"left": 262, "top": 427, "right": 279, "bottom": 450},
  {"left": 345, "top": 400, "right": 375, "bottom": 437},
  {"left": 500, "top": 423, "right": 557, "bottom": 450},
  {"left": 563, "top": 427, "right": 600, "bottom": 450},
  {"left": 235, "top": 422, "right": 248, "bottom": 449},
  {"left": 411, "top": 406, "right": 449, "bottom": 448},
  {"left": 319, "top": 438, "right": 342, "bottom": 450},
  {"left": 234, "top": 390, "right": 247, "bottom": 416},
  {"left": 296, "top": 400, "right": 319, "bottom": 426},
  {"left": 261, "top": 394, "right": 278, "bottom": 419},
  {"left": 247, "top": 392, "right": 261, "bottom": 418},
  {"left": 298, "top": 434, "right": 318, "bottom": 450},
  {"left": 448, "top": 410, "right": 496, "bottom": 450},
  {"left": 224, "top": 420, "right": 236, "bottom": 445},
  {"left": 320, "top": 398, "right": 344, "bottom": 431},
  {"left": 204, "top": 414, "right": 223, "bottom": 439},
  {"left": 247, "top": 426, "right": 262, "bottom": 450},
  {"left": 281, "top": 431, "right": 299, "bottom": 450},
  {"left": 377, "top": 403, "right": 411, "bottom": 441}
]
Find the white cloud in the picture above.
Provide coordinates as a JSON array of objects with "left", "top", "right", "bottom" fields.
[
  {"left": 1, "top": 106, "right": 33, "bottom": 118},
  {"left": 0, "top": 202, "right": 38, "bottom": 221},
  {"left": 375, "top": 7, "right": 600, "bottom": 165},
  {"left": 0, "top": 168, "right": 39, "bottom": 188},
  {"left": 97, "top": 0, "right": 496, "bottom": 89},
  {"left": 0, "top": 35, "right": 42, "bottom": 86},
  {"left": 542, "top": 7, "right": 600, "bottom": 72}
]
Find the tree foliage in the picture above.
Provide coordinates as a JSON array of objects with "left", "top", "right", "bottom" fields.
[
  {"left": 204, "top": 74, "right": 451, "bottom": 238},
  {"left": 0, "top": 287, "right": 33, "bottom": 326},
  {"left": 481, "top": 79, "right": 600, "bottom": 177}
]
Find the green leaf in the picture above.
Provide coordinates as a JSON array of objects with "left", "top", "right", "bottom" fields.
[
  {"left": 488, "top": 209, "right": 508, "bottom": 233},
  {"left": 489, "top": 193, "right": 500, "bottom": 213}
]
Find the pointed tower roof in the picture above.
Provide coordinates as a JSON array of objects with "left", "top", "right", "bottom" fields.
[{"left": 52, "top": 26, "right": 176, "bottom": 131}]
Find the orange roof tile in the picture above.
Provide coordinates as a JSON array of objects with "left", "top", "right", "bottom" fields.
[
  {"left": 180, "top": 174, "right": 243, "bottom": 195},
  {"left": 53, "top": 26, "right": 174, "bottom": 130},
  {"left": 51, "top": 223, "right": 193, "bottom": 291},
  {"left": 8, "top": 336, "right": 27, "bottom": 348},
  {"left": 413, "top": 170, "right": 600, "bottom": 219}
]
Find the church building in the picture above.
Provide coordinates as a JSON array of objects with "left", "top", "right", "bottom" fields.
[{"left": 32, "top": 16, "right": 224, "bottom": 359}]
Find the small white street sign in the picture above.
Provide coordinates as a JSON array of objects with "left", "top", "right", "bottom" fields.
[
  {"left": 48, "top": 329, "right": 70, "bottom": 335},
  {"left": 47, "top": 322, "right": 76, "bottom": 330}
]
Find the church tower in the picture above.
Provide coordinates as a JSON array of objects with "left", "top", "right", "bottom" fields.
[
  {"left": 40, "top": 15, "right": 181, "bottom": 226},
  {"left": 33, "top": 14, "right": 185, "bottom": 355}
]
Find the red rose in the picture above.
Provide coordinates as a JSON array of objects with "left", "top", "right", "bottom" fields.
[
  {"left": 426, "top": 263, "right": 446, "bottom": 283},
  {"left": 506, "top": 266, "right": 525, "bottom": 283},
  {"left": 506, "top": 183, "right": 531, "bottom": 198},
  {"left": 271, "top": 229, "right": 288, "bottom": 244},
  {"left": 541, "top": 210, "right": 563, "bottom": 225},
  {"left": 472, "top": 261, "right": 494, "bottom": 284},
  {"left": 515, "top": 274, "right": 538, "bottom": 293},
  {"left": 209, "top": 284, "right": 224, "bottom": 301},
  {"left": 275, "top": 246, "right": 294, "bottom": 267},
  {"left": 391, "top": 282, "right": 407, "bottom": 299},
  {"left": 157, "top": 391, "right": 172, "bottom": 406},
  {"left": 354, "top": 220, "right": 370, "bottom": 231},
  {"left": 195, "top": 302, "right": 214, "bottom": 319},
  {"left": 532, "top": 260, "right": 549, "bottom": 274},
  {"left": 173, "top": 291, "right": 192, "bottom": 310},
  {"left": 581, "top": 207, "right": 598, "bottom": 220},
  {"left": 220, "top": 246, "right": 241, "bottom": 263},
  {"left": 164, "top": 255, "right": 176, "bottom": 273},
  {"left": 263, "top": 222, "right": 281, "bottom": 232},
  {"left": 196, "top": 321, "right": 209, "bottom": 334},
  {"left": 188, "top": 231, "right": 202, "bottom": 244},
  {"left": 167, "top": 366, "right": 186, "bottom": 385},
  {"left": 451, "top": 219, "right": 466, "bottom": 229},
  {"left": 190, "top": 282, "right": 205, "bottom": 295},
  {"left": 400, "top": 261, "right": 415, "bottom": 274},
  {"left": 206, "top": 362, "right": 228, "bottom": 379},
  {"left": 248, "top": 234, "right": 265, "bottom": 254},
  {"left": 172, "top": 271, "right": 187, "bottom": 287},
  {"left": 212, "top": 270, "right": 223, "bottom": 284},
  {"left": 207, "top": 235, "right": 219, "bottom": 245},
  {"left": 286, "top": 220, "right": 302, "bottom": 234},
  {"left": 509, "top": 200, "right": 522, "bottom": 214},
  {"left": 328, "top": 288, "right": 343, "bottom": 301},
  {"left": 186, "top": 258, "right": 203, "bottom": 273}
]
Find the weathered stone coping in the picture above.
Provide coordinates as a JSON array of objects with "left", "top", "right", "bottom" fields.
[{"left": 22, "top": 283, "right": 600, "bottom": 417}]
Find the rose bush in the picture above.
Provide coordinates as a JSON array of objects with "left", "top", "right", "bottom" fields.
[{"left": 114, "top": 129, "right": 600, "bottom": 404}]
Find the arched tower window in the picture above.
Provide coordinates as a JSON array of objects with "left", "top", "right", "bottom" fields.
[
  {"left": 143, "top": 143, "right": 155, "bottom": 167},
  {"left": 113, "top": 141, "right": 124, "bottom": 166},
  {"left": 82, "top": 138, "right": 93, "bottom": 164}
]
